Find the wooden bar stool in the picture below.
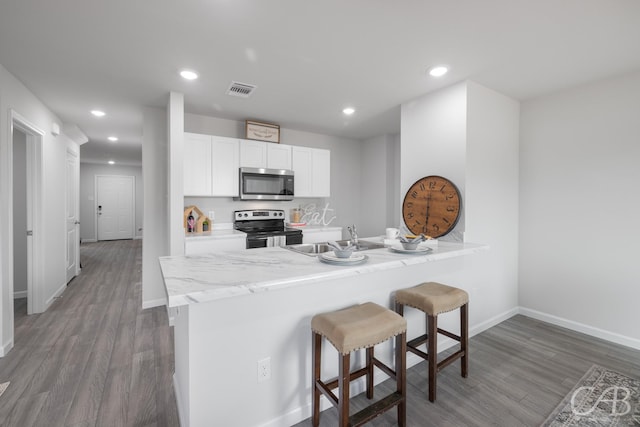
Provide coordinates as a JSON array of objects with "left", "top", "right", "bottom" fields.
[
  {"left": 395, "top": 282, "right": 469, "bottom": 402},
  {"left": 311, "top": 302, "right": 407, "bottom": 427}
]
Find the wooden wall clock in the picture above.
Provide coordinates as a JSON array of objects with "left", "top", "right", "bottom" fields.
[{"left": 402, "top": 175, "right": 462, "bottom": 238}]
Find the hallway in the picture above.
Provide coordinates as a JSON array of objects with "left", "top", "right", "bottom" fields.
[{"left": 0, "top": 240, "right": 178, "bottom": 426}]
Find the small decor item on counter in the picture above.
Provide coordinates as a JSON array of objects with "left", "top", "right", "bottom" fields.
[
  {"left": 299, "top": 203, "right": 337, "bottom": 226},
  {"left": 187, "top": 213, "right": 195, "bottom": 233},
  {"left": 183, "top": 205, "right": 210, "bottom": 233},
  {"left": 290, "top": 207, "right": 302, "bottom": 224},
  {"left": 398, "top": 234, "right": 427, "bottom": 250},
  {"left": 385, "top": 228, "right": 400, "bottom": 240},
  {"left": 327, "top": 241, "right": 355, "bottom": 258}
]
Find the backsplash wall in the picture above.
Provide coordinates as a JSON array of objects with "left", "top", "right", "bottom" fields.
[{"left": 184, "top": 197, "right": 328, "bottom": 227}]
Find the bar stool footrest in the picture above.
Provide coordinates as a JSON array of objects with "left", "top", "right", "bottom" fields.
[
  {"left": 437, "top": 349, "right": 465, "bottom": 372},
  {"left": 407, "top": 333, "right": 428, "bottom": 349},
  {"left": 350, "top": 391, "right": 404, "bottom": 427}
]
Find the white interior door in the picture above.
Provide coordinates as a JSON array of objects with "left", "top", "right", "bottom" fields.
[
  {"left": 65, "top": 149, "right": 80, "bottom": 282},
  {"left": 96, "top": 175, "right": 134, "bottom": 241}
]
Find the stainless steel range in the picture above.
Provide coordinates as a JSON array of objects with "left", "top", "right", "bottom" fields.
[{"left": 234, "top": 209, "right": 303, "bottom": 249}]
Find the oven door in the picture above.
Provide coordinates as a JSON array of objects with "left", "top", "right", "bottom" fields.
[{"left": 246, "top": 232, "right": 301, "bottom": 249}]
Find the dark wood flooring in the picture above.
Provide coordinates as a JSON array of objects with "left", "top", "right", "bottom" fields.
[
  {"left": 1, "top": 239, "right": 639, "bottom": 426},
  {"left": 0, "top": 239, "right": 178, "bottom": 427}
]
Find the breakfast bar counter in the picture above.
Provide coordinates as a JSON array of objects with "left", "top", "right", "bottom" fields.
[{"left": 159, "top": 240, "right": 489, "bottom": 427}]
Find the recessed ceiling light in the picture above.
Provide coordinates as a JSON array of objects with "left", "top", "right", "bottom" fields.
[
  {"left": 428, "top": 66, "right": 448, "bottom": 77},
  {"left": 343, "top": 107, "right": 355, "bottom": 115},
  {"left": 108, "top": 136, "right": 118, "bottom": 142},
  {"left": 180, "top": 70, "right": 199, "bottom": 80},
  {"left": 108, "top": 160, "right": 115, "bottom": 165},
  {"left": 91, "top": 110, "right": 106, "bottom": 117}
]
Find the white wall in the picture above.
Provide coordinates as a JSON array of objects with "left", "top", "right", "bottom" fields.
[
  {"left": 142, "top": 106, "right": 170, "bottom": 308},
  {"left": 465, "top": 81, "right": 520, "bottom": 322},
  {"left": 519, "top": 71, "right": 640, "bottom": 345},
  {"left": 401, "top": 80, "right": 520, "bottom": 329},
  {"left": 359, "top": 134, "right": 400, "bottom": 237},
  {"left": 12, "top": 129, "right": 27, "bottom": 296},
  {"left": 1, "top": 62, "right": 78, "bottom": 356},
  {"left": 79, "top": 163, "right": 144, "bottom": 241},
  {"left": 401, "top": 82, "right": 468, "bottom": 241}
]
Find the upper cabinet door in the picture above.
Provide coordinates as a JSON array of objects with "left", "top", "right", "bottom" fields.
[
  {"left": 312, "top": 148, "right": 331, "bottom": 197},
  {"left": 267, "top": 144, "right": 292, "bottom": 170},
  {"left": 239, "top": 140, "right": 267, "bottom": 168},
  {"left": 211, "top": 136, "right": 239, "bottom": 197},
  {"left": 292, "top": 146, "right": 312, "bottom": 197},
  {"left": 184, "top": 133, "right": 213, "bottom": 196},
  {"left": 292, "top": 146, "right": 330, "bottom": 198}
]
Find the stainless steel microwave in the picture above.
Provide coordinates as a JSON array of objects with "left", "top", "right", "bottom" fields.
[{"left": 237, "top": 167, "right": 295, "bottom": 201}]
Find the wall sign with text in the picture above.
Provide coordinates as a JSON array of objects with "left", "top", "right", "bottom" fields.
[{"left": 245, "top": 120, "right": 280, "bottom": 143}]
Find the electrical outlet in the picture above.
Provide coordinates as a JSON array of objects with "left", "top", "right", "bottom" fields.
[
  {"left": 257, "top": 357, "right": 271, "bottom": 383},
  {"left": 208, "top": 211, "right": 215, "bottom": 221}
]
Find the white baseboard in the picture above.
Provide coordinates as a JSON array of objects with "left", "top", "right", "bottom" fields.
[
  {"left": 44, "top": 282, "right": 67, "bottom": 309},
  {"left": 134, "top": 235, "right": 143, "bottom": 240},
  {"left": 0, "top": 339, "right": 13, "bottom": 357},
  {"left": 82, "top": 239, "right": 97, "bottom": 243},
  {"left": 518, "top": 307, "right": 640, "bottom": 351},
  {"left": 13, "top": 290, "right": 27, "bottom": 299}
]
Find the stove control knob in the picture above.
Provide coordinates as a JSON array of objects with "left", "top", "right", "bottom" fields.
[
  {"left": 243, "top": 213, "right": 248, "bottom": 217},
  {"left": 278, "top": 212, "right": 283, "bottom": 216}
]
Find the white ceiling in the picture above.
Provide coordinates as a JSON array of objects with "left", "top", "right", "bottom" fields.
[{"left": 1, "top": 0, "right": 639, "bottom": 166}]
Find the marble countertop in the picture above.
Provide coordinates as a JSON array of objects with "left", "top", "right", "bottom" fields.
[
  {"left": 159, "top": 240, "right": 489, "bottom": 307},
  {"left": 287, "top": 224, "right": 342, "bottom": 232},
  {"left": 184, "top": 228, "right": 246, "bottom": 241}
]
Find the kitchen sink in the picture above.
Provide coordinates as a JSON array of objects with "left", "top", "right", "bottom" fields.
[
  {"left": 284, "top": 240, "right": 385, "bottom": 256},
  {"left": 335, "top": 240, "right": 386, "bottom": 251},
  {"left": 284, "top": 243, "right": 332, "bottom": 256}
]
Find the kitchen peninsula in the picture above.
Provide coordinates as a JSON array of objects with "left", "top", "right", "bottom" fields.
[{"left": 159, "top": 240, "right": 488, "bottom": 427}]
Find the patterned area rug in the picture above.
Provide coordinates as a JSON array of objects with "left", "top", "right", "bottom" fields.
[
  {"left": 542, "top": 365, "right": 640, "bottom": 426},
  {"left": 0, "top": 382, "right": 9, "bottom": 398}
]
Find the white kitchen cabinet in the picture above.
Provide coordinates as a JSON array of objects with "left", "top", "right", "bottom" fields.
[
  {"left": 183, "top": 133, "right": 239, "bottom": 197},
  {"left": 312, "top": 148, "right": 330, "bottom": 197},
  {"left": 292, "top": 146, "right": 330, "bottom": 197},
  {"left": 184, "top": 133, "right": 213, "bottom": 196},
  {"left": 267, "top": 143, "right": 292, "bottom": 169},
  {"left": 239, "top": 140, "right": 267, "bottom": 168},
  {"left": 240, "top": 139, "right": 292, "bottom": 170},
  {"left": 211, "top": 136, "right": 239, "bottom": 196}
]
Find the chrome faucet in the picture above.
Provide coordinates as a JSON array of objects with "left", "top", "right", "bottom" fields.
[{"left": 347, "top": 225, "right": 359, "bottom": 246}]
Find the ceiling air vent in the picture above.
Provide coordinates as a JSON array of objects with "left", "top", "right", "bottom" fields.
[{"left": 226, "top": 81, "right": 257, "bottom": 98}]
